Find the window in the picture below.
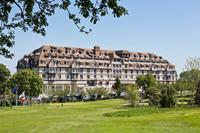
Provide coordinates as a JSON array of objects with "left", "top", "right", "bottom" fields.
[
  {"left": 87, "top": 69, "right": 90, "bottom": 73},
  {"left": 107, "top": 69, "right": 109, "bottom": 73},
  {"left": 99, "top": 82, "right": 102, "bottom": 86},
  {"left": 125, "top": 70, "right": 127, "bottom": 74},
  {"left": 58, "top": 74, "right": 61, "bottom": 80},
  {"left": 136, "top": 71, "right": 139, "bottom": 74},
  {"left": 79, "top": 68, "right": 83, "bottom": 73},
  {"left": 100, "top": 69, "right": 103, "bottom": 73},
  {"left": 94, "top": 69, "right": 96, "bottom": 74},
  {"left": 87, "top": 75, "right": 90, "bottom": 79},
  {"left": 142, "top": 70, "right": 144, "bottom": 74},
  {"left": 66, "top": 74, "right": 70, "bottom": 79},
  {"left": 42, "top": 74, "right": 45, "bottom": 79},
  {"left": 131, "top": 70, "right": 133, "bottom": 73},
  {"left": 80, "top": 75, "right": 83, "bottom": 79}
]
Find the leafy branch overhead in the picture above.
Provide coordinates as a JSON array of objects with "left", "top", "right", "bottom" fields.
[{"left": 0, "top": 0, "right": 128, "bottom": 58}]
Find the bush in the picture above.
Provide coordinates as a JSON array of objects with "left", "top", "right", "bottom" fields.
[
  {"left": 146, "top": 86, "right": 161, "bottom": 106},
  {"left": 125, "top": 84, "right": 139, "bottom": 107},
  {"left": 159, "top": 85, "right": 176, "bottom": 108},
  {"left": 194, "top": 80, "right": 200, "bottom": 106}
]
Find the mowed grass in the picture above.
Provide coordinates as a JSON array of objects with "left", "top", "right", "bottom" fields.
[{"left": 1, "top": 99, "right": 200, "bottom": 133}]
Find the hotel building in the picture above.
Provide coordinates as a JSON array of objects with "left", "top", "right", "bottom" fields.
[{"left": 17, "top": 45, "right": 177, "bottom": 93}]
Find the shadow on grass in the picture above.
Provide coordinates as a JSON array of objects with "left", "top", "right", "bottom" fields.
[
  {"left": 103, "top": 107, "right": 170, "bottom": 117},
  {"left": 103, "top": 106, "right": 200, "bottom": 117}
]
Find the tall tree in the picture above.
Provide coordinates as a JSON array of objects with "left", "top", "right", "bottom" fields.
[
  {"left": 0, "top": 64, "right": 11, "bottom": 94},
  {"left": 125, "top": 84, "right": 139, "bottom": 107},
  {"left": 195, "top": 80, "right": 200, "bottom": 106},
  {"left": 159, "top": 84, "right": 176, "bottom": 108},
  {"left": 175, "top": 79, "right": 189, "bottom": 97},
  {"left": 9, "top": 69, "right": 43, "bottom": 97},
  {"left": 136, "top": 74, "right": 156, "bottom": 91},
  {"left": 86, "top": 88, "right": 98, "bottom": 101},
  {"left": 0, "top": 0, "right": 128, "bottom": 58},
  {"left": 146, "top": 85, "right": 160, "bottom": 106},
  {"left": 185, "top": 57, "right": 200, "bottom": 71},
  {"left": 96, "top": 87, "right": 108, "bottom": 100},
  {"left": 179, "top": 69, "right": 200, "bottom": 98},
  {"left": 113, "top": 77, "right": 122, "bottom": 97}
]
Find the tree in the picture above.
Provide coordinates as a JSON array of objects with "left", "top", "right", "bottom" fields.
[
  {"left": 9, "top": 69, "right": 43, "bottom": 97},
  {"left": 146, "top": 85, "right": 160, "bottom": 106},
  {"left": 195, "top": 80, "right": 200, "bottom": 106},
  {"left": 175, "top": 79, "right": 189, "bottom": 97},
  {"left": 125, "top": 84, "right": 139, "bottom": 107},
  {"left": 113, "top": 77, "right": 122, "bottom": 97},
  {"left": 159, "top": 85, "right": 176, "bottom": 108},
  {"left": 0, "top": 0, "right": 128, "bottom": 58},
  {"left": 96, "top": 87, "right": 108, "bottom": 100},
  {"left": 86, "top": 87, "right": 108, "bottom": 100},
  {"left": 136, "top": 74, "right": 156, "bottom": 91},
  {"left": 180, "top": 69, "right": 200, "bottom": 82},
  {"left": 86, "top": 88, "right": 98, "bottom": 101},
  {"left": 179, "top": 69, "right": 200, "bottom": 99},
  {"left": 185, "top": 57, "right": 200, "bottom": 71},
  {"left": 0, "top": 64, "right": 11, "bottom": 95}
]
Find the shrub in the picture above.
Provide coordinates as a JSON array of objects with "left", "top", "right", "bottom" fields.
[
  {"left": 125, "top": 84, "right": 139, "bottom": 107},
  {"left": 159, "top": 85, "right": 176, "bottom": 108}
]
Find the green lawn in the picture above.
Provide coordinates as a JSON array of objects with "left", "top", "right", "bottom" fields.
[{"left": 1, "top": 99, "right": 200, "bottom": 133}]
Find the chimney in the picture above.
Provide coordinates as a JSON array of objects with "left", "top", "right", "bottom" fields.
[{"left": 94, "top": 45, "right": 100, "bottom": 56}]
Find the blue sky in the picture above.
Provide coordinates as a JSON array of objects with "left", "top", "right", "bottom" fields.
[{"left": 1, "top": 0, "right": 200, "bottom": 74}]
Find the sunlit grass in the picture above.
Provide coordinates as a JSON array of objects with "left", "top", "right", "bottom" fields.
[{"left": 0, "top": 99, "right": 200, "bottom": 133}]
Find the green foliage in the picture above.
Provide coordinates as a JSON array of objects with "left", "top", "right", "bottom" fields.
[
  {"left": 159, "top": 85, "right": 176, "bottom": 108},
  {"left": 113, "top": 77, "right": 122, "bottom": 97},
  {"left": 195, "top": 80, "right": 200, "bottom": 106},
  {"left": 86, "top": 87, "right": 109, "bottom": 100},
  {"left": 179, "top": 69, "right": 200, "bottom": 105},
  {"left": 136, "top": 74, "right": 156, "bottom": 91},
  {"left": 180, "top": 69, "right": 200, "bottom": 85},
  {"left": 96, "top": 87, "right": 109, "bottom": 99},
  {"left": 104, "top": 107, "right": 171, "bottom": 117},
  {"left": 175, "top": 79, "right": 188, "bottom": 92},
  {"left": 125, "top": 84, "right": 139, "bottom": 107},
  {"left": 86, "top": 88, "right": 97, "bottom": 100},
  {"left": 185, "top": 57, "right": 200, "bottom": 70},
  {"left": 47, "top": 88, "right": 70, "bottom": 97},
  {"left": 9, "top": 69, "right": 43, "bottom": 97},
  {"left": 0, "top": 0, "right": 128, "bottom": 58},
  {"left": 146, "top": 85, "right": 161, "bottom": 106},
  {"left": 0, "top": 64, "right": 11, "bottom": 94}
]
